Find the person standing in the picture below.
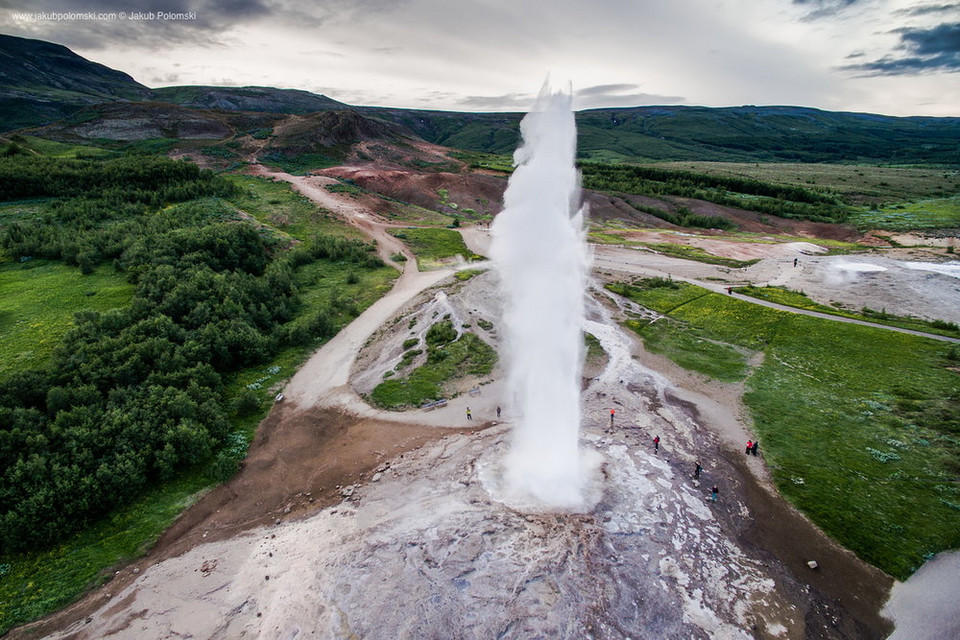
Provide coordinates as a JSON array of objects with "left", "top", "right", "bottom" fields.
[
  {"left": 653, "top": 435, "right": 660, "bottom": 452},
  {"left": 746, "top": 440, "right": 753, "bottom": 455},
  {"left": 711, "top": 485, "right": 719, "bottom": 502},
  {"left": 751, "top": 441, "right": 759, "bottom": 456},
  {"left": 466, "top": 407, "right": 472, "bottom": 420},
  {"left": 694, "top": 461, "right": 702, "bottom": 479},
  {"left": 496, "top": 406, "right": 501, "bottom": 419},
  {"left": 610, "top": 408, "right": 615, "bottom": 427}
]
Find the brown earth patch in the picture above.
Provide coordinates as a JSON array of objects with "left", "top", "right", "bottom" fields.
[{"left": 9, "top": 404, "right": 480, "bottom": 639}]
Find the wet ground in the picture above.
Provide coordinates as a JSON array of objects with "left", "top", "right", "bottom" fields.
[{"left": 33, "top": 278, "right": 894, "bottom": 640}]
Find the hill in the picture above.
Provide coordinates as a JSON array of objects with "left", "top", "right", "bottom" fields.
[
  {"left": 360, "top": 105, "right": 960, "bottom": 165},
  {"left": 0, "top": 34, "right": 153, "bottom": 130},
  {"left": 151, "top": 85, "right": 347, "bottom": 114}
]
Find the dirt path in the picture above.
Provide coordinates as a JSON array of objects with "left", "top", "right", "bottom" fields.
[
  {"left": 249, "top": 167, "right": 500, "bottom": 427},
  {"left": 246, "top": 165, "right": 411, "bottom": 268}
]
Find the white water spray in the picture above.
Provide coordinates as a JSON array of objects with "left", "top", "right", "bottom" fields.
[{"left": 489, "top": 82, "right": 590, "bottom": 508}]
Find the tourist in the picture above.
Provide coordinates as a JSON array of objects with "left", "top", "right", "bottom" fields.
[
  {"left": 496, "top": 406, "right": 501, "bottom": 419},
  {"left": 711, "top": 485, "right": 719, "bottom": 502},
  {"left": 794, "top": 257, "right": 798, "bottom": 267},
  {"left": 746, "top": 440, "right": 753, "bottom": 455},
  {"left": 610, "top": 408, "right": 615, "bottom": 426},
  {"left": 751, "top": 441, "right": 759, "bottom": 457},
  {"left": 654, "top": 435, "right": 660, "bottom": 452},
  {"left": 694, "top": 461, "right": 702, "bottom": 479},
  {"left": 466, "top": 407, "right": 472, "bottom": 420}
]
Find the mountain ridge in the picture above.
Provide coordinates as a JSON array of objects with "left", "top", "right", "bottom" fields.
[{"left": 2, "top": 33, "right": 958, "bottom": 164}]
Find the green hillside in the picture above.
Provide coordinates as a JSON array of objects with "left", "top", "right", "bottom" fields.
[
  {"left": 0, "top": 34, "right": 153, "bottom": 131},
  {"left": 152, "top": 85, "right": 348, "bottom": 113},
  {"left": 361, "top": 105, "right": 960, "bottom": 165}
]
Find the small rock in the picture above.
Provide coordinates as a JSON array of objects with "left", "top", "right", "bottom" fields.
[
  {"left": 283, "top": 506, "right": 291, "bottom": 514},
  {"left": 265, "top": 575, "right": 270, "bottom": 581},
  {"left": 807, "top": 560, "right": 819, "bottom": 570},
  {"left": 372, "top": 472, "right": 382, "bottom": 482},
  {"left": 275, "top": 518, "right": 281, "bottom": 525}
]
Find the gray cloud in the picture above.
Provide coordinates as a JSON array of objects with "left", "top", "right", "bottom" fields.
[
  {"left": 449, "top": 86, "right": 686, "bottom": 112},
  {"left": 457, "top": 92, "right": 536, "bottom": 111},
  {"left": 898, "top": 21, "right": 960, "bottom": 56},
  {"left": 576, "top": 84, "right": 641, "bottom": 98},
  {"left": 893, "top": 3, "right": 960, "bottom": 17},
  {"left": 2, "top": 0, "right": 275, "bottom": 50},
  {"left": 842, "top": 22, "right": 960, "bottom": 74},
  {"left": 792, "top": 0, "right": 862, "bottom": 20},
  {"left": 574, "top": 83, "right": 685, "bottom": 109}
]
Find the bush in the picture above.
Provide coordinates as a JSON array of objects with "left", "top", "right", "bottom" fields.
[
  {"left": 232, "top": 388, "right": 261, "bottom": 416},
  {"left": 425, "top": 320, "right": 458, "bottom": 347}
]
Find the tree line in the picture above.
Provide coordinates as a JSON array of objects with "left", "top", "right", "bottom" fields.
[
  {"left": 0, "top": 155, "right": 382, "bottom": 552},
  {"left": 579, "top": 162, "right": 850, "bottom": 223}
]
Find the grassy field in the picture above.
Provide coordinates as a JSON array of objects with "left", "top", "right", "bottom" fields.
[
  {"left": 0, "top": 471, "right": 211, "bottom": 634},
  {"left": 5, "top": 135, "right": 115, "bottom": 159},
  {"left": 625, "top": 318, "right": 751, "bottom": 382},
  {"left": 258, "top": 151, "right": 344, "bottom": 175},
  {"left": 849, "top": 196, "right": 960, "bottom": 231},
  {"left": 390, "top": 227, "right": 479, "bottom": 269},
  {"left": 370, "top": 321, "right": 497, "bottom": 409},
  {"left": 608, "top": 280, "right": 960, "bottom": 579},
  {"left": 649, "top": 162, "right": 960, "bottom": 205},
  {"left": 0, "top": 261, "right": 133, "bottom": 378},
  {"left": 227, "top": 174, "right": 366, "bottom": 242},
  {"left": 736, "top": 285, "right": 960, "bottom": 339}
]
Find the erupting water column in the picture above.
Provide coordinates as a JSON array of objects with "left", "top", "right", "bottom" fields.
[{"left": 490, "top": 82, "right": 590, "bottom": 508}]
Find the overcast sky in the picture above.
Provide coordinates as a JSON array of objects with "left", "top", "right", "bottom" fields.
[{"left": 3, "top": 0, "right": 959, "bottom": 116}]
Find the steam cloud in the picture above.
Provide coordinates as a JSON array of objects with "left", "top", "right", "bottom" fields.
[{"left": 490, "top": 81, "right": 590, "bottom": 508}]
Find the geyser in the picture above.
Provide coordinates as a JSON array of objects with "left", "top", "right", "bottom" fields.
[{"left": 489, "top": 82, "right": 590, "bottom": 508}]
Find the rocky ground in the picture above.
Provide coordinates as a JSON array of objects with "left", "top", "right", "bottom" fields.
[
  {"left": 13, "top": 166, "right": 959, "bottom": 640},
  {"left": 28, "top": 269, "right": 902, "bottom": 640}
]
